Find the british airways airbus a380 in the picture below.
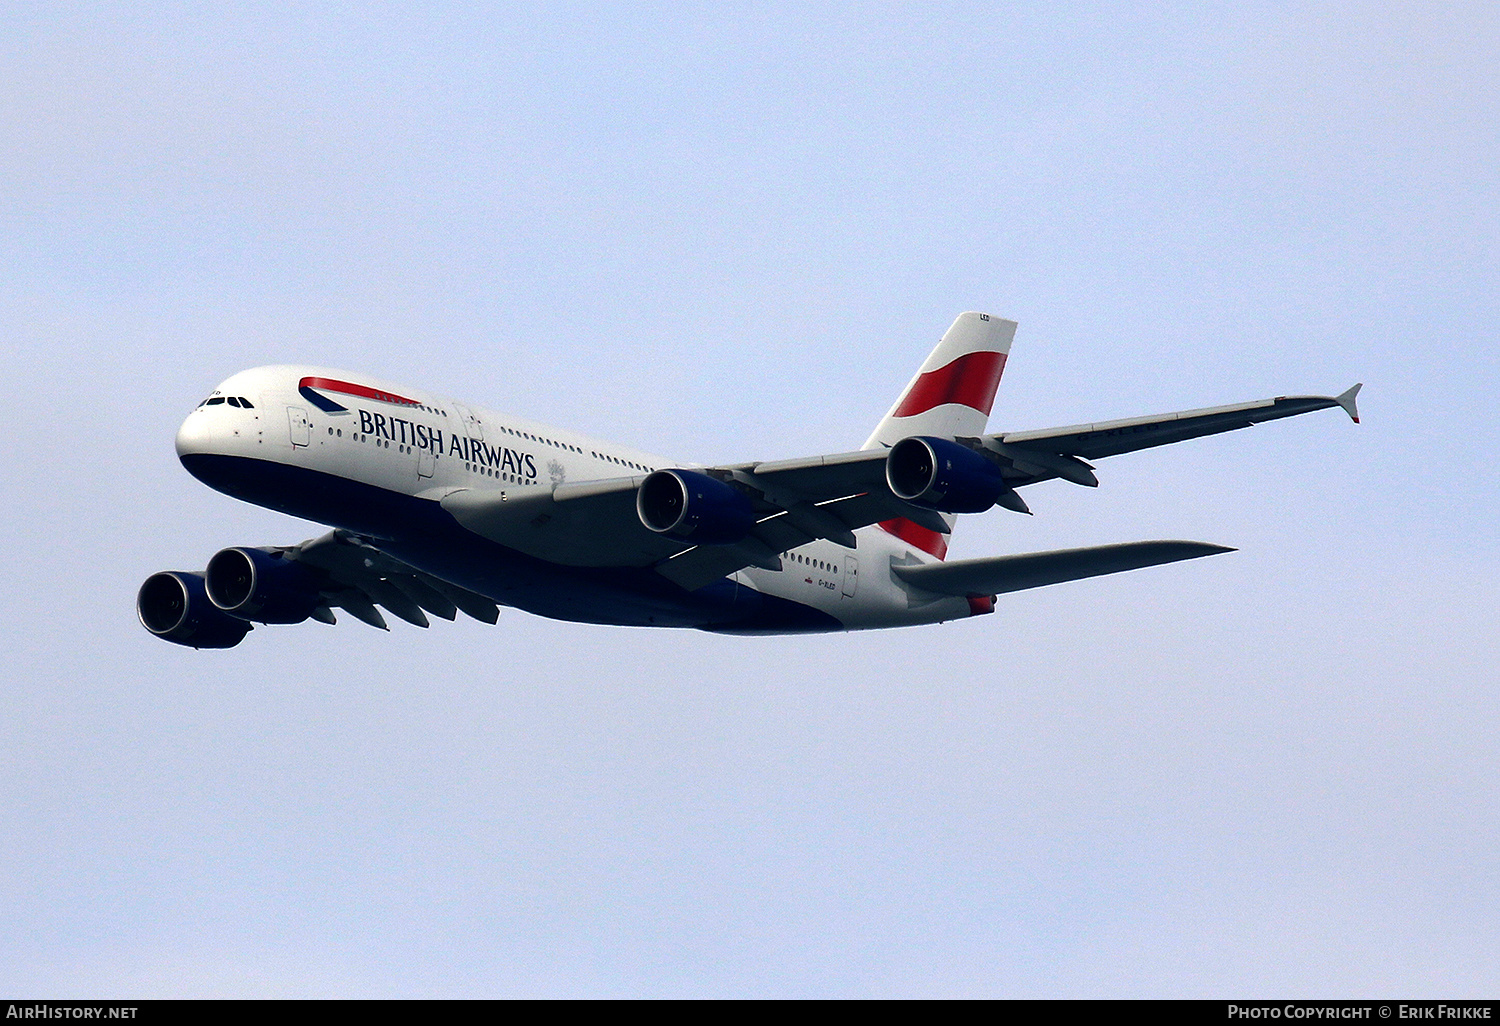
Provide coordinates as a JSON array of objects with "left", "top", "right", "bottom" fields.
[{"left": 138, "top": 313, "right": 1361, "bottom": 647}]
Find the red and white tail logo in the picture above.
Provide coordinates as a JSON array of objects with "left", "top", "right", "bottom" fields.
[{"left": 866, "top": 312, "right": 1017, "bottom": 560}]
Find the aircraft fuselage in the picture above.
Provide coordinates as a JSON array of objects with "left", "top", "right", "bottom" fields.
[{"left": 176, "top": 365, "right": 970, "bottom": 634}]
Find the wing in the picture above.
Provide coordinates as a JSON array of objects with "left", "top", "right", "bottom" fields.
[
  {"left": 137, "top": 530, "right": 503, "bottom": 648},
  {"left": 983, "top": 384, "right": 1362, "bottom": 489},
  {"left": 278, "top": 530, "right": 500, "bottom": 629},
  {"left": 440, "top": 456, "right": 942, "bottom": 591},
  {"left": 440, "top": 384, "right": 1360, "bottom": 592}
]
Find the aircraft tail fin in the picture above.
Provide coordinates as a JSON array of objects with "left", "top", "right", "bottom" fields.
[
  {"left": 865, "top": 312, "right": 1016, "bottom": 562},
  {"left": 862, "top": 312, "right": 1016, "bottom": 451}
]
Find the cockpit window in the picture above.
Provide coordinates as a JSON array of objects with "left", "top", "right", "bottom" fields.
[
  {"left": 238, "top": 397, "right": 254, "bottom": 409},
  {"left": 205, "top": 396, "right": 225, "bottom": 406},
  {"left": 226, "top": 396, "right": 241, "bottom": 408}
]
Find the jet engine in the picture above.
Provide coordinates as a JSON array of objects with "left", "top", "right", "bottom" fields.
[
  {"left": 137, "top": 571, "right": 253, "bottom": 649},
  {"left": 886, "top": 436, "right": 1009, "bottom": 513},
  {"left": 204, "top": 546, "right": 322, "bottom": 624},
  {"left": 637, "top": 469, "right": 756, "bottom": 545}
]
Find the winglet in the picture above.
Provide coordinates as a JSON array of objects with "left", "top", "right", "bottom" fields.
[{"left": 1336, "top": 383, "right": 1362, "bottom": 424}]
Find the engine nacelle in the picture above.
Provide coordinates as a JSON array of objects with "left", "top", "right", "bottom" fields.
[
  {"left": 637, "top": 469, "right": 756, "bottom": 545},
  {"left": 886, "top": 436, "right": 1008, "bottom": 514},
  {"left": 137, "top": 571, "right": 252, "bottom": 649},
  {"left": 205, "top": 546, "right": 321, "bottom": 624}
]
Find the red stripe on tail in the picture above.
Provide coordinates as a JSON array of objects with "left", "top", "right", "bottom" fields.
[
  {"left": 891, "top": 350, "right": 1007, "bottom": 418},
  {"left": 879, "top": 518, "right": 949, "bottom": 560}
]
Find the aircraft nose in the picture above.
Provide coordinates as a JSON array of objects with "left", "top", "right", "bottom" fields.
[{"left": 175, "top": 409, "right": 214, "bottom": 460}]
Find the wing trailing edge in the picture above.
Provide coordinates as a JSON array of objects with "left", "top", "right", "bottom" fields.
[{"left": 294, "top": 531, "right": 500, "bottom": 627}]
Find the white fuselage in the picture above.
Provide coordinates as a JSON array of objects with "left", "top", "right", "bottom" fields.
[{"left": 176, "top": 365, "right": 976, "bottom": 633}]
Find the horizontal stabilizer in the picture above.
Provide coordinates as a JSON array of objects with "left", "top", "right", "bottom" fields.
[{"left": 891, "top": 540, "right": 1235, "bottom": 597}]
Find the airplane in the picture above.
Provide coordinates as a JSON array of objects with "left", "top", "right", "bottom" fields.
[{"left": 138, "top": 312, "right": 1361, "bottom": 647}]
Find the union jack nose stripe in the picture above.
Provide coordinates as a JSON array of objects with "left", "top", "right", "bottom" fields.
[
  {"left": 891, "top": 350, "right": 1007, "bottom": 418},
  {"left": 298, "top": 376, "right": 422, "bottom": 413}
]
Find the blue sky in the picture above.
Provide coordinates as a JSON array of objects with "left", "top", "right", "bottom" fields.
[{"left": 2, "top": 1, "right": 1496, "bottom": 996}]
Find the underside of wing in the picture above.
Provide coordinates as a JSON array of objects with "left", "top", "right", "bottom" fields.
[
  {"left": 290, "top": 531, "right": 500, "bottom": 628},
  {"left": 440, "top": 455, "right": 950, "bottom": 591},
  {"left": 139, "top": 531, "right": 503, "bottom": 649},
  {"left": 441, "top": 477, "right": 688, "bottom": 567},
  {"left": 651, "top": 454, "right": 955, "bottom": 590}
]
